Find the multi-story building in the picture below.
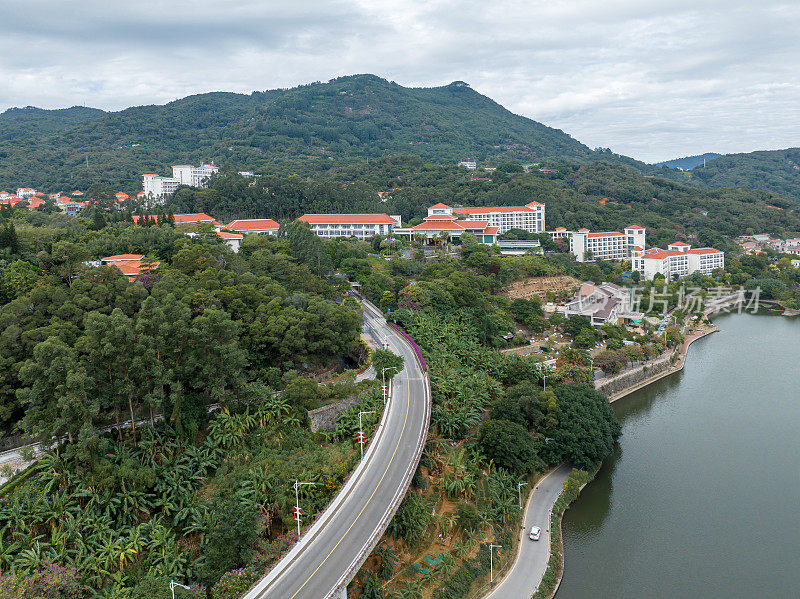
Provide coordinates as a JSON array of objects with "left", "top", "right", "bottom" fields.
[
  {"left": 426, "top": 201, "right": 545, "bottom": 234},
  {"left": 142, "top": 163, "right": 219, "bottom": 202},
  {"left": 171, "top": 164, "right": 219, "bottom": 187},
  {"left": 569, "top": 226, "right": 645, "bottom": 262},
  {"left": 16, "top": 188, "right": 37, "bottom": 198},
  {"left": 406, "top": 217, "right": 499, "bottom": 245},
  {"left": 225, "top": 219, "right": 280, "bottom": 235},
  {"left": 631, "top": 242, "right": 724, "bottom": 281},
  {"left": 298, "top": 214, "right": 401, "bottom": 239}
]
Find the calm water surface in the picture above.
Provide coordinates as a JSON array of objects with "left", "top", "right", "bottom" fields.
[{"left": 557, "top": 314, "right": 800, "bottom": 599}]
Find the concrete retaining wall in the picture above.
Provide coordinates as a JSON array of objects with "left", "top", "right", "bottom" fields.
[{"left": 307, "top": 389, "right": 372, "bottom": 433}]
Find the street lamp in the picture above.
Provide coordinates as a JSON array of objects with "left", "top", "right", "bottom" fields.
[
  {"left": 542, "top": 372, "right": 548, "bottom": 391},
  {"left": 358, "top": 411, "right": 376, "bottom": 461},
  {"left": 517, "top": 481, "right": 528, "bottom": 509},
  {"left": 293, "top": 479, "right": 316, "bottom": 541},
  {"left": 170, "top": 581, "right": 190, "bottom": 599},
  {"left": 379, "top": 367, "right": 398, "bottom": 404},
  {"left": 489, "top": 544, "right": 502, "bottom": 589}
]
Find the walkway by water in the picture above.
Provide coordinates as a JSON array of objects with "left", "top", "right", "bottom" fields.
[{"left": 556, "top": 313, "right": 800, "bottom": 599}]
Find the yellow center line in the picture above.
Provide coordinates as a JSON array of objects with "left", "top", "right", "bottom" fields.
[{"left": 288, "top": 352, "right": 412, "bottom": 598}]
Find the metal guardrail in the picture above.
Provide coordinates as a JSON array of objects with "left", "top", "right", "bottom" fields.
[{"left": 326, "top": 303, "right": 432, "bottom": 598}]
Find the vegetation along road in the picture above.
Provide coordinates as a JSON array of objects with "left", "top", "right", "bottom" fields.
[
  {"left": 486, "top": 464, "right": 572, "bottom": 599},
  {"left": 244, "top": 299, "right": 431, "bottom": 599}
]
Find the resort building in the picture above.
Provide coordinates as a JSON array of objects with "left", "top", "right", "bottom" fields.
[
  {"left": 101, "top": 254, "right": 160, "bottom": 282},
  {"left": 16, "top": 188, "right": 37, "bottom": 198},
  {"left": 631, "top": 242, "right": 725, "bottom": 281},
  {"left": 569, "top": 226, "right": 646, "bottom": 262},
  {"left": 430, "top": 201, "right": 545, "bottom": 234},
  {"left": 142, "top": 163, "right": 219, "bottom": 202},
  {"left": 298, "top": 214, "right": 401, "bottom": 239},
  {"left": 225, "top": 219, "right": 280, "bottom": 235},
  {"left": 404, "top": 217, "right": 499, "bottom": 245},
  {"left": 565, "top": 282, "right": 641, "bottom": 326}
]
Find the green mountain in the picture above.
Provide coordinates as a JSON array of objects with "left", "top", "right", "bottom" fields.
[
  {"left": 0, "top": 105, "right": 105, "bottom": 143},
  {"left": 656, "top": 152, "right": 722, "bottom": 170},
  {"left": 0, "top": 75, "right": 675, "bottom": 192},
  {"left": 688, "top": 148, "right": 800, "bottom": 205}
]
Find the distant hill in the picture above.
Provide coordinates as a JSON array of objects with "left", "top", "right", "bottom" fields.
[
  {"left": 657, "top": 152, "right": 722, "bottom": 170},
  {"left": 0, "top": 105, "right": 105, "bottom": 143},
  {"left": 0, "top": 75, "right": 675, "bottom": 191},
  {"left": 687, "top": 148, "right": 800, "bottom": 206}
]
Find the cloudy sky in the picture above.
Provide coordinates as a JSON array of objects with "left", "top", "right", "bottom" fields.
[{"left": 2, "top": 0, "right": 799, "bottom": 162}]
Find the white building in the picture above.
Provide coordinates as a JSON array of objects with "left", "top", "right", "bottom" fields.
[
  {"left": 458, "top": 161, "right": 477, "bottom": 170},
  {"left": 298, "top": 214, "right": 401, "bottom": 239},
  {"left": 225, "top": 219, "right": 280, "bottom": 235},
  {"left": 569, "top": 226, "right": 645, "bottom": 262},
  {"left": 632, "top": 242, "right": 725, "bottom": 281},
  {"left": 427, "top": 201, "right": 545, "bottom": 234},
  {"left": 16, "top": 188, "right": 37, "bottom": 198},
  {"left": 171, "top": 164, "right": 219, "bottom": 187},
  {"left": 142, "top": 163, "right": 219, "bottom": 202},
  {"left": 565, "top": 282, "right": 641, "bottom": 326}
]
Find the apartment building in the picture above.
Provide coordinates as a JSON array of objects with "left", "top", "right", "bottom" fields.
[
  {"left": 298, "top": 214, "right": 401, "bottom": 239},
  {"left": 631, "top": 242, "right": 724, "bottom": 281},
  {"left": 570, "top": 226, "right": 645, "bottom": 262},
  {"left": 427, "top": 201, "right": 545, "bottom": 234}
]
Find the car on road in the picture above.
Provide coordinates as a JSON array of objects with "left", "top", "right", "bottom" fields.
[{"left": 529, "top": 526, "right": 541, "bottom": 541}]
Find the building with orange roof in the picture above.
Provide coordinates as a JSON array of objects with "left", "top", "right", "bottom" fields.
[
  {"left": 100, "top": 254, "right": 159, "bottom": 281},
  {"left": 570, "top": 226, "right": 646, "bottom": 262},
  {"left": 16, "top": 188, "right": 37, "bottom": 199},
  {"left": 632, "top": 243, "right": 724, "bottom": 281},
  {"left": 298, "top": 213, "right": 401, "bottom": 240},
  {"left": 115, "top": 192, "right": 129, "bottom": 202},
  {"left": 225, "top": 219, "right": 280, "bottom": 235},
  {"left": 427, "top": 200, "right": 545, "bottom": 234}
]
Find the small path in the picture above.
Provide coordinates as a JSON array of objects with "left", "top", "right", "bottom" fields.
[{"left": 484, "top": 464, "right": 571, "bottom": 599}]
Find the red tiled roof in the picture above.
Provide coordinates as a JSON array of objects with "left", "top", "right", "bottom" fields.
[
  {"left": 453, "top": 205, "right": 539, "bottom": 214},
  {"left": 669, "top": 241, "right": 689, "bottom": 246},
  {"left": 484, "top": 226, "right": 499, "bottom": 235},
  {"left": 299, "top": 214, "right": 398, "bottom": 225},
  {"left": 555, "top": 227, "right": 567, "bottom": 231},
  {"left": 525, "top": 201, "right": 544, "bottom": 206},
  {"left": 423, "top": 214, "right": 458, "bottom": 221},
  {"left": 588, "top": 232, "right": 623, "bottom": 238},
  {"left": 625, "top": 225, "right": 645, "bottom": 230},
  {"left": 102, "top": 254, "right": 145, "bottom": 262},
  {"left": 688, "top": 248, "right": 723, "bottom": 255},
  {"left": 412, "top": 221, "right": 470, "bottom": 231},
  {"left": 578, "top": 228, "right": 590, "bottom": 232},
  {"left": 429, "top": 202, "right": 452, "bottom": 209},
  {"left": 631, "top": 246, "right": 644, "bottom": 251},
  {"left": 217, "top": 231, "right": 243, "bottom": 240},
  {"left": 226, "top": 219, "right": 280, "bottom": 231},
  {"left": 108, "top": 259, "right": 161, "bottom": 279},
  {"left": 457, "top": 220, "right": 491, "bottom": 229}
]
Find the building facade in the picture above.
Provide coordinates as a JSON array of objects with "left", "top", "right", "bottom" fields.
[
  {"left": 450, "top": 202, "right": 545, "bottom": 234},
  {"left": 569, "top": 226, "right": 645, "bottom": 262},
  {"left": 565, "top": 281, "right": 641, "bottom": 326},
  {"left": 631, "top": 243, "right": 725, "bottom": 281},
  {"left": 298, "top": 214, "right": 401, "bottom": 239},
  {"left": 142, "top": 163, "right": 219, "bottom": 202}
]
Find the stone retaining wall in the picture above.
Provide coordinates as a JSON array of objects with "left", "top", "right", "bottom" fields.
[
  {"left": 307, "top": 389, "right": 372, "bottom": 433},
  {"left": 595, "top": 354, "right": 676, "bottom": 398}
]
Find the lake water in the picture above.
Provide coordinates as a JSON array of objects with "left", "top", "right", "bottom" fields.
[{"left": 557, "top": 313, "right": 800, "bottom": 599}]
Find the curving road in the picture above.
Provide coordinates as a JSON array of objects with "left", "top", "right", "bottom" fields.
[
  {"left": 244, "top": 300, "right": 431, "bottom": 599},
  {"left": 486, "top": 464, "right": 571, "bottom": 599}
]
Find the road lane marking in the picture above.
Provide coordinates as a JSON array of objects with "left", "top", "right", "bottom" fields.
[{"left": 287, "top": 345, "right": 413, "bottom": 598}]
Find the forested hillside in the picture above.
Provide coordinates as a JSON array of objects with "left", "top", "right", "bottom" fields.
[
  {"left": 0, "top": 75, "right": 675, "bottom": 191},
  {"left": 688, "top": 147, "right": 800, "bottom": 204},
  {"left": 0, "top": 106, "right": 104, "bottom": 143},
  {"left": 656, "top": 152, "right": 721, "bottom": 170}
]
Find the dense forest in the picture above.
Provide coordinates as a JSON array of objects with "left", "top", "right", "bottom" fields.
[
  {"left": 0, "top": 75, "right": 678, "bottom": 192},
  {"left": 687, "top": 147, "right": 800, "bottom": 204}
]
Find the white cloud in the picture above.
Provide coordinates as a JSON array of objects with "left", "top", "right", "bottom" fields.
[{"left": 1, "top": 0, "right": 799, "bottom": 161}]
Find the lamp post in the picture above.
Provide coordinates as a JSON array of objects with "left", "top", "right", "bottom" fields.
[
  {"left": 380, "top": 367, "right": 398, "bottom": 404},
  {"left": 293, "top": 479, "right": 316, "bottom": 541},
  {"left": 542, "top": 372, "right": 548, "bottom": 391},
  {"left": 358, "top": 411, "right": 375, "bottom": 461},
  {"left": 170, "top": 581, "right": 190, "bottom": 599},
  {"left": 489, "top": 544, "right": 502, "bottom": 589},
  {"left": 517, "top": 481, "right": 528, "bottom": 509}
]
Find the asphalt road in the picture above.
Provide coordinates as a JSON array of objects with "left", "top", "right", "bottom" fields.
[
  {"left": 244, "top": 303, "right": 430, "bottom": 599},
  {"left": 486, "top": 463, "right": 572, "bottom": 599}
]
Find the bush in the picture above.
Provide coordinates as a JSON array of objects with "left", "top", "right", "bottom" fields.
[{"left": 0, "top": 562, "right": 84, "bottom": 599}]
